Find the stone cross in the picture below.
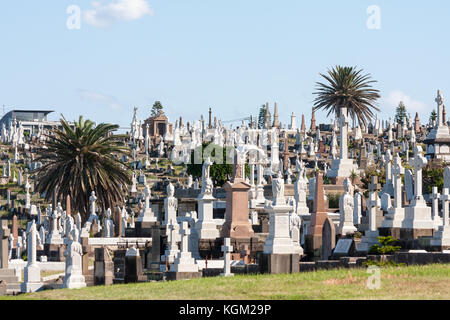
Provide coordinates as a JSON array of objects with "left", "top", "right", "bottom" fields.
[
  {"left": 384, "top": 149, "right": 392, "bottom": 184},
  {"left": 338, "top": 107, "right": 349, "bottom": 159},
  {"left": 409, "top": 145, "right": 427, "bottom": 204},
  {"left": 368, "top": 176, "right": 379, "bottom": 193},
  {"left": 221, "top": 238, "right": 234, "bottom": 277},
  {"left": 441, "top": 188, "right": 450, "bottom": 227},
  {"left": 436, "top": 90, "right": 445, "bottom": 126},
  {"left": 367, "top": 177, "right": 379, "bottom": 232},
  {"left": 167, "top": 220, "right": 179, "bottom": 252},
  {"left": 392, "top": 154, "right": 404, "bottom": 208},
  {"left": 179, "top": 221, "right": 190, "bottom": 253},
  {"left": 432, "top": 187, "right": 441, "bottom": 224},
  {"left": 27, "top": 221, "right": 37, "bottom": 265}
]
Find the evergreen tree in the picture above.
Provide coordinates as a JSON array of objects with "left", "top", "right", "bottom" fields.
[
  {"left": 430, "top": 109, "right": 437, "bottom": 123},
  {"left": 258, "top": 104, "right": 267, "bottom": 129},
  {"left": 395, "top": 101, "right": 407, "bottom": 125},
  {"left": 151, "top": 101, "right": 164, "bottom": 117}
]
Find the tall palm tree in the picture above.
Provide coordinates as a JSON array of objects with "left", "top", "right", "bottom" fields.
[
  {"left": 35, "top": 116, "right": 131, "bottom": 222},
  {"left": 313, "top": 66, "right": 381, "bottom": 127}
]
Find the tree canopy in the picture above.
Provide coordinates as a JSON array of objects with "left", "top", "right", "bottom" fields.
[
  {"left": 151, "top": 101, "right": 164, "bottom": 117},
  {"left": 313, "top": 65, "right": 381, "bottom": 126},
  {"left": 35, "top": 116, "right": 131, "bottom": 222}
]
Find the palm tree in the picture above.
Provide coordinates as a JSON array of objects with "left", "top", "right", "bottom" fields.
[
  {"left": 35, "top": 116, "right": 131, "bottom": 222},
  {"left": 313, "top": 66, "right": 381, "bottom": 127}
]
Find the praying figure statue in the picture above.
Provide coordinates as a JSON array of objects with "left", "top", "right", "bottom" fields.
[
  {"left": 62, "top": 228, "right": 86, "bottom": 289},
  {"left": 339, "top": 178, "right": 357, "bottom": 235}
]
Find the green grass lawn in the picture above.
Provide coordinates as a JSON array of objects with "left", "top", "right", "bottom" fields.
[{"left": 4, "top": 264, "right": 450, "bottom": 300}]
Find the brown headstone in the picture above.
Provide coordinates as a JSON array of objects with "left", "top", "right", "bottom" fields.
[
  {"left": 65, "top": 195, "right": 71, "bottom": 216},
  {"left": 0, "top": 221, "right": 11, "bottom": 269},
  {"left": 306, "top": 172, "right": 328, "bottom": 256},
  {"left": 310, "top": 107, "right": 316, "bottom": 131},
  {"left": 222, "top": 179, "right": 254, "bottom": 239},
  {"left": 94, "top": 247, "right": 114, "bottom": 286},
  {"left": 240, "top": 244, "right": 250, "bottom": 264},
  {"left": 81, "top": 237, "right": 91, "bottom": 276},
  {"left": 114, "top": 207, "right": 122, "bottom": 237},
  {"left": 12, "top": 215, "right": 18, "bottom": 248},
  {"left": 222, "top": 155, "right": 254, "bottom": 240},
  {"left": 301, "top": 114, "right": 306, "bottom": 133},
  {"left": 321, "top": 218, "right": 336, "bottom": 260}
]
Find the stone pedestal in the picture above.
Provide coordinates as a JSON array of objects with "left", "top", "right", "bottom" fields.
[
  {"left": 221, "top": 179, "right": 254, "bottom": 239},
  {"left": 170, "top": 221, "right": 199, "bottom": 273},
  {"left": 430, "top": 226, "right": 450, "bottom": 250},
  {"left": 259, "top": 253, "right": 300, "bottom": 274},
  {"left": 357, "top": 230, "right": 379, "bottom": 253},
  {"left": 135, "top": 221, "right": 157, "bottom": 237},
  {"left": 327, "top": 158, "right": 358, "bottom": 180},
  {"left": 165, "top": 271, "right": 202, "bottom": 281},
  {"left": 381, "top": 207, "right": 405, "bottom": 229},
  {"left": 250, "top": 185, "right": 266, "bottom": 208},
  {"left": 263, "top": 204, "right": 303, "bottom": 255},
  {"left": 125, "top": 249, "right": 146, "bottom": 283},
  {"left": 195, "top": 194, "right": 219, "bottom": 239},
  {"left": 94, "top": 248, "right": 114, "bottom": 286},
  {"left": 21, "top": 264, "right": 43, "bottom": 293},
  {"left": 402, "top": 205, "right": 434, "bottom": 229}
]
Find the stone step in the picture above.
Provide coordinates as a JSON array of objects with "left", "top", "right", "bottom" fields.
[
  {"left": 0, "top": 276, "right": 20, "bottom": 283},
  {"left": 0, "top": 269, "right": 16, "bottom": 276},
  {"left": 6, "top": 283, "right": 20, "bottom": 290}
]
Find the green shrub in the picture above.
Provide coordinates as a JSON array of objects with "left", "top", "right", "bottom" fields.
[
  {"left": 369, "top": 236, "right": 401, "bottom": 255},
  {"left": 363, "top": 260, "right": 405, "bottom": 267},
  {"left": 327, "top": 193, "right": 341, "bottom": 208}
]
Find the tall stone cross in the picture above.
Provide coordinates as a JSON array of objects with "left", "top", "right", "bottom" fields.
[
  {"left": 367, "top": 176, "right": 379, "bottom": 232},
  {"left": 409, "top": 145, "right": 427, "bottom": 203},
  {"left": 440, "top": 188, "right": 450, "bottom": 227},
  {"left": 179, "top": 221, "right": 190, "bottom": 253},
  {"left": 385, "top": 149, "right": 392, "bottom": 183},
  {"left": 392, "top": 154, "right": 404, "bottom": 208},
  {"left": 144, "top": 184, "right": 151, "bottom": 210},
  {"left": 436, "top": 90, "right": 445, "bottom": 126},
  {"left": 167, "top": 220, "right": 178, "bottom": 251},
  {"left": 221, "top": 238, "right": 233, "bottom": 277},
  {"left": 338, "top": 107, "right": 349, "bottom": 160},
  {"left": 432, "top": 187, "right": 441, "bottom": 223}
]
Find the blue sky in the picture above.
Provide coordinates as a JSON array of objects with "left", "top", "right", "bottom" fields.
[{"left": 1, "top": 1, "right": 449, "bottom": 130}]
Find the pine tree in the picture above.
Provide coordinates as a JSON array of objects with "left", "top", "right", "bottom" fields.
[
  {"left": 430, "top": 110, "right": 437, "bottom": 122},
  {"left": 151, "top": 101, "right": 164, "bottom": 117},
  {"left": 395, "top": 101, "right": 407, "bottom": 125},
  {"left": 258, "top": 104, "right": 267, "bottom": 129}
]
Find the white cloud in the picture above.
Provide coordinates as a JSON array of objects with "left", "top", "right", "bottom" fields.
[
  {"left": 83, "top": 0, "right": 154, "bottom": 28},
  {"left": 384, "top": 90, "right": 428, "bottom": 114},
  {"left": 78, "top": 89, "right": 123, "bottom": 110}
]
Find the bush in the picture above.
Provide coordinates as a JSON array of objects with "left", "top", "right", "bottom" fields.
[
  {"left": 423, "top": 167, "right": 444, "bottom": 194},
  {"left": 363, "top": 260, "right": 406, "bottom": 267},
  {"left": 327, "top": 193, "right": 341, "bottom": 208},
  {"left": 369, "top": 236, "right": 401, "bottom": 255}
]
